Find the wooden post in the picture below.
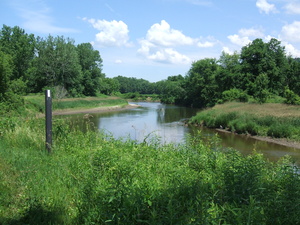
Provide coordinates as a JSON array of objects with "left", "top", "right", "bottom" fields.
[{"left": 45, "top": 89, "right": 52, "bottom": 153}]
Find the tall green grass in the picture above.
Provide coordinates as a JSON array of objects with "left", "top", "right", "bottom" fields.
[
  {"left": 190, "top": 109, "right": 300, "bottom": 140},
  {"left": 0, "top": 117, "right": 300, "bottom": 224}
]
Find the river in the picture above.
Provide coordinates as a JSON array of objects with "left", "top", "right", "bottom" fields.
[{"left": 60, "top": 102, "right": 300, "bottom": 165}]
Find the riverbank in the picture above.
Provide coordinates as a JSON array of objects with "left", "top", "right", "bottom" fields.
[
  {"left": 53, "top": 103, "right": 140, "bottom": 115},
  {"left": 190, "top": 102, "right": 300, "bottom": 149},
  {"left": 24, "top": 95, "right": 135, "bottom": 116}
]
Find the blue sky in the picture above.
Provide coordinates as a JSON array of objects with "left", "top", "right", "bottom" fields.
[{"left": 1, "top": 0, "right": 300, "bottom": 82}]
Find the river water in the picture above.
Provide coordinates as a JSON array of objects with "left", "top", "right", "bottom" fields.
[{"left": 60, "top": 102, "right": 300, "bottom": 164}]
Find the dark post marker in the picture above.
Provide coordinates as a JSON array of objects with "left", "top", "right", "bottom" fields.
[{"left": 45, "top": 89, "right": 52, "bottom": 153}]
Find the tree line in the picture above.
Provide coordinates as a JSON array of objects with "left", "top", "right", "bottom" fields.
[
  {"left": 1, "top": 24, "right": 300, "bottom": 112},
  {"left": 0, "top": 25, "right": 120, "bottom": 112},
  {"left": 157, "top": 38, "right": 300, "bottom": 107}
]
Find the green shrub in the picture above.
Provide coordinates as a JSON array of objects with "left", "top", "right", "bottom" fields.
[
  {"left": 284, "top": 87, "right": 300, "bottom": 105},
  {"left": 222, "top": 88, "right": 249, "bottom": 102},
  {"left": 267, "top": 123, "right": 294, "bottom": 138}
]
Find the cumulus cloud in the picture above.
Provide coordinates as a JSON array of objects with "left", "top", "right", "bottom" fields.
[
  {"left": 146, "top": 20, "right": 195, "bottom": 47},
  {"left": 84, "top": 18, "right": 130, "bottom": 47},
  {"left": 256, "top": 0, "right": 277, "bottom": 14},
  {"left": 197, "top": 41, "right": 215, "bottom": 48},
  {"left": 137, "top": 39, "right": 191, "bottom": 64},
  {"left": 222, "top": 47, "right": 234, "bottom": 55},
  {"left": 284, "top": 42, "right": 300, "bottom": 57},
  {"left": 285, "top": 2, "right": 300, "bottom": 14},
  {"left": 281, "top": 21, "right": 300, "bottom": 43},
  {"left": 228, "top": 28, "right": 264, "bottom": 46},
  {"left": 138, "top": 20, "right": 193, "bottom": 64}
]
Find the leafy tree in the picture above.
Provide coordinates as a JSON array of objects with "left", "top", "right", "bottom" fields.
[
  {"left": 184, "top": 58, "right": 220, "bottom": 107},
  {"left": 285, "top": 57, "right": 300, "bottom": 95},
  {"left": 240, "top": 38, "right": 287, "bottom": 95},
  {"left": 253, "top": 73, "right": 270, "bottom": 103},
  {"left": 99, "top": 78, "right": 120, "bottom": 95},
  {"left": 156, "top": 78, "right": 185, "bottom": 104},
  {"left": 216, "top": 51, "right": 243, "bottom": 92},
  {"left": 113, "top": 76, "right": 153, "bottom": 94},
  {"left": 29, "top": 35, "right": 83, "bottom": 96},
  {"left": 0, "top": 25, "right": 35, "bottom": 79},
  {"left": 0, "top": 51, "right": 13, "bottom": 101},
  {"left": 0, "top": 50, "right": 24, "bottom": 112},
  {"left": 77, "top": 43, "right": 105, "bottom": 96}
]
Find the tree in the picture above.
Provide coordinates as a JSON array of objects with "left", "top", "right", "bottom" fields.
[
  {"left": 216, "top": 51, "right": 242, "bottom": 92},
  {"left": 0, "top": 50, "right": 24, "bottom": 112},
  {"left": 99, "top": 78, "right": 120, "bottom": 95},
  {"left": 184, "top": 58, "right": 220, "bottom": 107},
  {"left": 240, "top": 38, "right": 287, "bottom": 95},
  {"left": 29, "top": 35, "right": 83, "bottom": 96},
  {"left": 77, "top": 43, "right": 105, "bottom": 96},
  {"left": 0, "top": 25, "right": 35, "bottom": 81},
  {"left": 156, "top": 78, "right": 185, "bottom": 104},
  {"left": 253, "top": 73, "right": 270, "bottom": 103},
  {"left": 113, "top": 76, "right": 154, "bottom": 94},
  {"left": 0, "top": 51, "right": 13, "bottom": 101}
]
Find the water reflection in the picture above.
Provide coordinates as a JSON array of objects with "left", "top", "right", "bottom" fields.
[{"left": 58, "top": 102, "right": 300, "bottom": 164}]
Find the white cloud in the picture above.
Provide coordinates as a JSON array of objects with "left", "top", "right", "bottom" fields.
[
  {"left": 137, "top": 39, "right": 191, "bottom": 64},
  {"left": 146, "top": 20, "right": 195, "bottom": 47},
  {"left": 285, "top": 2, "right": 300, "bottom": 14},
  {"left": 197, "top": 41, "right": 215, "bottom": 48},
  {"left": 256, "top": 0, "right": 277, "bottom": 14},
  {"left": 12, "top": 0, "right": 77, "bottom": 34},
  {"left": 138, "top": 20, "right": 194, "bottom": 64},
  {"left": 283, "top": 42, "right": 300, "bottom": 57},
  {"left": 115, "top": 59, "right": 123, "bottom": 64},
  {"left": 148, "top": 48, "right": 191, "bottom": 64},
  {"left": 85, "top": 18, "right": 130, "bottom": 47},
  {"left": 281, "top": 21, "right": 300, "bottom": 43},
  {"left": 228, "top": 28, "right": 264, "bottom": 46},
  {"left": 222, "top": 47, "right": 234, "bottom": 55}
]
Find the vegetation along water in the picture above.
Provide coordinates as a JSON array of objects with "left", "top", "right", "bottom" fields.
[{"left": 1, "top": 24, "right": 300, "bottom": 224}]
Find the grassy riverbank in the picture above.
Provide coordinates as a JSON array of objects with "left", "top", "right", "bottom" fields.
[
  {"left": 190, "top": 102, "right": 300, "bottom": 142},
  {"left": 0, "top": 114, "right": 300, "bottom": 224},
  {"left": 24, "top": 95, "right": 129, "bottom": 115}
]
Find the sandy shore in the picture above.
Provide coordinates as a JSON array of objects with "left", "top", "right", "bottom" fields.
[{"left": 53, "top": 103, "right": 140, "bottom": 116}]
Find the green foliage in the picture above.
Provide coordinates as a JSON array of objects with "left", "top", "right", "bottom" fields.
[
  {"left": 184, "top": 58, "right": 220, "bottom": 107},
  {"left": 113, "top": 76, "right": 154, "bottom": 94},
  {"left": 221, "top": 88, "right": 249, "bottom": 103},
  {"left": 1, "top": 118, "right": 300, "bottom": 224},
  {"left": 284, "top": 87, "right": 300, "bottom": 105},
  {"left": 253, "top": 73, "right": 270, "bottom": 103},
  {"left": 77, "top": 43, "right": 104, "bottom": 96},
  {"left": 99, "top": 78, "right": 120, "bottom": 96},
  {"left": 156, "top": 77, "right": 185, "bottom": 104}
]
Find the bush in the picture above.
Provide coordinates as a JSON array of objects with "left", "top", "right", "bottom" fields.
[
  {"left": 284, "top": 87, "right": 300, "bottom": 105},
  {"left": 222, "top": 88, "right": 249, "bottom": 103},
  {"left": 228, "top": 117, "right": 259, "bottom": 135}
]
